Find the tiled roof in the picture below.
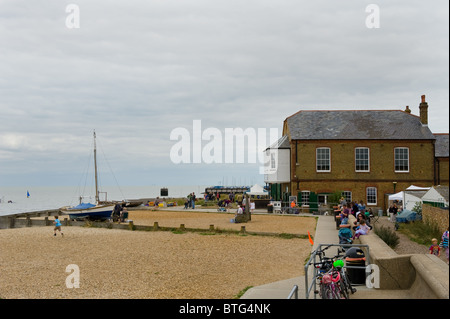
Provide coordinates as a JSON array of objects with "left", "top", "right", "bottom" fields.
[
  {"left": 434, "top": 186, "right": 449, "bottom": 202},
  {"left": 285, "top": 110, "right": 436, "bottom": 140},
  {"left": 434, "top": 134, "right": 449, "bottom": 157},
  {"left": 266, "top": 135, "right": 290, "bottom": 150}
]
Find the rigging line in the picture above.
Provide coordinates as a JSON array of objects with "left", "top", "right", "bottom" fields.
[
  {"left": 96, "top": 135, "right": 126, "bottom": 202},
  {"left": 71, "top": 140, "right": 93, "bottom": 206}
]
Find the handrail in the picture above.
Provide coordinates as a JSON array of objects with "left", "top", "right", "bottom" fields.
[{"left": 287, "top": 285, "right": 298, "bottom": 299}]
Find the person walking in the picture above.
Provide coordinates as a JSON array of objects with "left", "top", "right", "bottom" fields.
[
  {"left": 191, "top": 192, "right": 196, "bottom": 209},
  {"left": 53, "top": 216, "right": 63, "bottom": 237},
  {"left": 388, "top": 203, "right": 398, "bottom": 222}
]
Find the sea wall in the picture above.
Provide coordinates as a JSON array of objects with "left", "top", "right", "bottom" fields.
[{"left": 358, "top": 232, "right": 449, "bottom": 299}]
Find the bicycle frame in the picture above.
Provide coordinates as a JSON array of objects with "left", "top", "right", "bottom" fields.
[{"left": 305, "top": 243, "right": 370, "bottom": 299}]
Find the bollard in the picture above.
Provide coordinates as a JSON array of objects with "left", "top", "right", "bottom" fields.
[
  {"left": 209, "top": 224, "right": 215, "bottom": 232},
  {"left": 240, "top": 226, "right": 246, "bottom": 234},
  {"left": 26, "top": 216, "right": 32, "bottom": 227},
  {"left": 128, "top": 220, "right": 135, "bottom": 231},
  {"left": 45, "top": 216, "right": 50, "bottom": 226},
  {"left": 153, "top": 222, "right": 159, "bottom": 230},
  {"left": 64, "top": 218, "right": 69, "bottom": 226},
  {"left": 180, "top": 224, "right": 185, "bottom": 231}
]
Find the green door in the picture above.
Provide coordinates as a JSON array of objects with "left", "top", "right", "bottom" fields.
[{"left": 309, "top": 192, "right": 318, "bottom": 213}]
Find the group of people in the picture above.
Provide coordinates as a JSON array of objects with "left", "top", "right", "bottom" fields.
[
  {"left": 338, "top": 198, "right": 372, "bottom": 241},
  {"left": 184, "top": 192, "right": 197, "bottom": 209},
  {"left": 112, "top": 203, "right": 128, "bottom": 223}
]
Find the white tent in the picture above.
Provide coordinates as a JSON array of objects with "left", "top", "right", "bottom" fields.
[
  {"left": 389, "top": 191, "right": 404, "bottom": 201},
  {"left": 246, "top": 184, "right": 269, "bottom": 196},
  {"left": 406, "top": 185, "right": 431, "bottom": 191}
]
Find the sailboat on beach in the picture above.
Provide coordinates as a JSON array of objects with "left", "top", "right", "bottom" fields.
[{"left": 60, "top": 131, "right": 114, "bottom": 220}]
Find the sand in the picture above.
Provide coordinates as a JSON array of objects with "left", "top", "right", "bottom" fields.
[{"left": 0, "top": 210, "right": 317, "bottom": 299}]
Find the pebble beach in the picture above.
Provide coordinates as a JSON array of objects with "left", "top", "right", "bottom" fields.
[{"left": 0, "top": 210, "right": 317, "bottom": 299}]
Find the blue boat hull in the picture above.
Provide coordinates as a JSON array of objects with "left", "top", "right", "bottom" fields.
[{"left": 62, "top": 204, "right": 114, "bottom": 221}]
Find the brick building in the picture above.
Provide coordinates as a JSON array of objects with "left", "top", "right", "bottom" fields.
[{"left": 264, "top": 95, "right": 449, "bottom": 212}]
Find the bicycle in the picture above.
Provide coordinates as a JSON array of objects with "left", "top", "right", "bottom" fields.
[
  {"left": 313, "top": 245, "right": 356, "bottom": 299},
  {"left": 332, "top": 259, "right": 357, "bottom": 298},
  {"left": 313, "top": 245, "right": 341, "bottom": 299}
]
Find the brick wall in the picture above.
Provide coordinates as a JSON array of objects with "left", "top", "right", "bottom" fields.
[
  {"left": 436, "top": 158, "right": 449, "bottom": 186},
  {"left": 422, "top": 204, "right": 449, "bottom": 234},
  {"left": 289, "top": 139, "right": 435, "bottom": 210}
]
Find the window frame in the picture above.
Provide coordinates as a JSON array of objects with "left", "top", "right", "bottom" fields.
[
  {"left": 301, "top": 191, "right": 310, "bottom": 207},
  {"left": 366, "top": 187, "right": 377, "bottom": 205},
  {"left": 316, "top": 147, "right": 331, "bottom": 172},
  {"left": 394, "top": 147, "right": 409, "bottom": 173},
  {"left": 355, "top": 147, "right": 370, "bottom": 172},
  {"left": 342, "top": 191, "right": 352, "bottom": 203},
  {"left": 270, "top": 152, "right": 276, "bottom": 169}
]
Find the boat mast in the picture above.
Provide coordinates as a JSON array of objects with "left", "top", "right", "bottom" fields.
[{"left": 94, "top": 130, "right": 99, "bottom": 204}]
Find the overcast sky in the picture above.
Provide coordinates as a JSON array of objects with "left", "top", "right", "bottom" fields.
[{"left": 0, "top": 0, "right": 448, "bottom": 188}]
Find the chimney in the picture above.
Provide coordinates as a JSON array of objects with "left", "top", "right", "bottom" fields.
[
  {"left": 404, "top": 105, "right": 411, "bottom": 114},
  {"left": 419, "top": 94, "right": 428, "bottom": 125}
]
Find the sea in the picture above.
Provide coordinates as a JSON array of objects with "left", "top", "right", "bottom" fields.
[{"left": 0, "top": 185, "right": 208, "bottom": 216}]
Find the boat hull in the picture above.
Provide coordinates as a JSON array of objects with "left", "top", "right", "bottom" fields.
[{"left": 61, "top": 204, "right": 114, "bottom": 220}]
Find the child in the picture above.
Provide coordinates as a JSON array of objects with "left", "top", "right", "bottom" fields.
[
  {"left": 429, "top": 238, "right": 440, "bottom": 257},
  {"left": 440, "top": 227, "right": 449, "bottom": 264},
  {"left": 352, "top": 219, "right": 370, "bottom": 239},
  {"left": 53, "top": 216, "right": 64, "bottom": 237}
]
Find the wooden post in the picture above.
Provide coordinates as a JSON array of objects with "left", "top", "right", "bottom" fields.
[
  {"left": 9, "top": 217, "right": 15, "bottom": 228},
  {"left": 26, "top": 216, "right": 32, "bottom": 227},
  {"left": 209, "top": 224, "right": 215, "bottom": 232},
  {"left": 245, "top": 193, "right": 251, "bottom": 221},
  {"left": 180, "top": 224, "right": 185, "bottom": 231},
  {"left": 153, "top": 222, "right": 159, "bottom": 230},
  {"left": 240, "top": 226, "right": 246, "bottom": 234},
  {"left": 128, "top": 220, "right": 135, "bottom": 231}
]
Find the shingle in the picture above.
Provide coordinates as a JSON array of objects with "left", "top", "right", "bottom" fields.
[
  {"left": 434, "top": 186, "right": 449, "bottom": 202},
  {"left": 434, "top": 134, "right": 449, "bottom": 157},
  {"left": 286, "top": 110, "right": 436, "bottom": 140},
  {"left": 266, "top": 135, "right": 290, "bottom": 150}
]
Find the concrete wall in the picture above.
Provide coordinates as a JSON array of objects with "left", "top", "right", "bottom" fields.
[{"left": 358, "top": 232, "right": 449, "bottom": 299}]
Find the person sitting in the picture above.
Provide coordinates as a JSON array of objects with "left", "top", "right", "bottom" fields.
[
  {"left": 351, "top": 201, "right": 359, "bottom": 217},
  {"left": 352, "top": 219, "right": 370, "bottom": 239},
  {"left": 233, "top": 205, "right": 244, "bottom": 223},
  {"left": 353, "top": 213, "right": 372, "bottom": 231},
  {"left": 340, "top": 204, "right": 350, "bottom": 220}
]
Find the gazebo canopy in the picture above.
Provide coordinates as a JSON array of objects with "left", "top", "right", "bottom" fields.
[
  {"left": 389, "top": 191, "right": 403, "bottom": 201},
  {"left": 246, "top": 184, "right": 268, "bottom": 196}
]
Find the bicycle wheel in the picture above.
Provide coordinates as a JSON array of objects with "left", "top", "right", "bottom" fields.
[
  {"left": 342, "top": 269, "right": 357, "bottom": 294},
  {"left": 338, "top": 277, "right": 349, "bottom": 299},
  {"left": 320, "top": 284, "right": 332, "bottom": 299}
]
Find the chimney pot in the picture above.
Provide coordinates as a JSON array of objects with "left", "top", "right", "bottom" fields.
[
  {"left": 421, "top": 95, "right": 426, "bottom": 103},
  {"left": 405, "top": 105, "right": 411, "bottom": 113}
]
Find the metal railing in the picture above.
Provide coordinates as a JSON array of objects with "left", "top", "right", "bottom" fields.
[
  {"left": 287, "top": 285, "right": 299, "bottom": 299},
  {"left": 304, "top": 243, "right": 370, "bottom": 299}
]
